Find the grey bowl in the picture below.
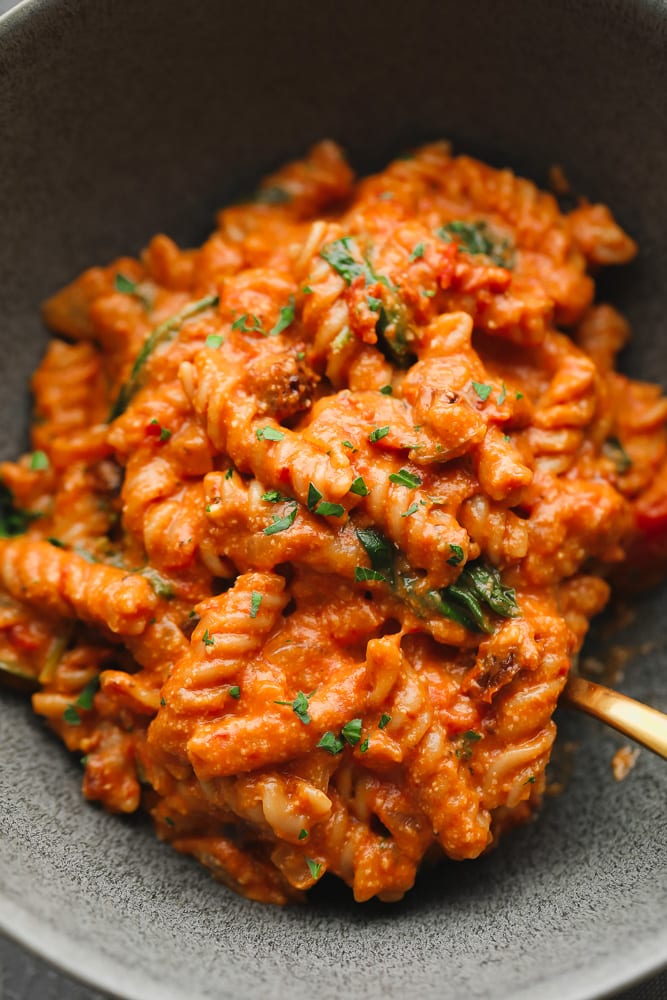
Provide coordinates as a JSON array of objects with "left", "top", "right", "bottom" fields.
[{"left": 1, "top": 1, "right": 666, "bottom": 998}]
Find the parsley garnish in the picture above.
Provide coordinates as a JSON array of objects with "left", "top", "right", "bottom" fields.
[
  {"left": 316, "top": 501, "right": 345, "bottom": 517},
  {"left": 307, "top": 482, "right": 323, "bottom": 511},
  {"left": 250, "top": 591, "right": 262, "bottom": 619},
  {"left": 256, "top": 426, "right": 285, "bottom": 442},
  {"left": 202, "top": 629, "right": 215, "bottom": 647},
  {"left": 430, "top": 560, "right": 519, "bottom": 632},
  {"left": 378, "top": 713, "right": 392, "bottom": 729},
  {"left": 359, "top": 738, "right": 369, "bottom": 753},
  {"left": 497, "top": 383, "right": 507, "bottom": 406},
  {"left": 62, "top": 676, "right": 99, "bottom": 725},
  {"left": 229, "top": 685, "right": 241, "bottom": 699},
  {"left": 454, "top": 730, "right": 482, "bottom": 760},
  {"left": 447, "top": 544, "right": 465, "bottom": 567},
  {"left": 602, "top": 436, "right": 632, "bottom": 474},
  {"left": 342, "top": 440, "right": 357, "bottom": 451},
  {"left": 269, "top": 296, "right": 296, "bottom": 336},
  {"left": 317, "top": 731, "right": 345, "bottom": 755},
  {"left": 369, "top": 425, "right": 390, "bottom": 443},
  {"left": 160, "top": 697, "right": 166, "bottom": 707},
  {"left": 354, "top": 566, "right": 387, "bottom": 583},
  {"left": 149, "top": 419, "right": 172, "bottom": 442},
  {"left": 409, "top": 242, "right": 425, "bottom": 261},
  {"left": 263, "top": 504, "right": 298, "bottom": 535},
  {"left": 30, "top": 450, "right": 49, "bottom": 471},
  {"left": 516, "top": 391, "right": 524, "bottom": 401},
  {"left": 275, "top": 690, "right": 313, "bottom": 724},
  {"left": 224, "top": 467, "right": 234, "bottom": 480},
  {"left": 472, "top": 381, "right": 493, "bottom": 402},
  {"left": 524, "top": 776, "right": 536, "bottom": 785},
  {"left": 367, "top": 295, "right": 382, "bottom": 313},
  {"left": 232, "top": 313, "right": 264, "bottom": 334},
  {"left": 139, "top": 566, "right": 175, "bottom": 599},
  {"left": 0, "top": 483, "right": 41, "bottom": 538},
  {"left": 389, "top": 468, "right": 422, "bottom": 489},
  {"left": 437, "top": 221, "right": 514, "bottom": 269},
  {"left": 341, "top": 718, "right": 362, "bottom": 746},
  {"left": 379, "top": 384, "right": 393, "bottom": 395},
  {"left": 205, "top": 333, "right": 224, "bottom": 349},
  {"left": 262, "top": 489, "right": 290, "bottom": 503},
  {"left": 109, "top": 294, "right": 219, "bottom": 420},
  {"left": 114, "top": 272, "right": 138, "bottom": 295},
  {"left": 349, "top": 476, "right": 369, "bottom": 497},
  {"left": 305, "top": 858, "right": 322, "bottom": 879},
  {"left": 401, "top": 502, "right": 419, "bottom": 518},
  {"left": 302, "top": 286, "right": 313, "bottom": 295},
  {"left": 298, "top": 828, "right": 308, "bottom": 840}
]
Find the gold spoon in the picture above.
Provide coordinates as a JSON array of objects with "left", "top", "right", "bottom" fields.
[{"left": 564, "top": 675, "right": 667, "bottom": 759}]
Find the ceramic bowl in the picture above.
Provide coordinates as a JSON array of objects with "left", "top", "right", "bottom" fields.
[{"left": 0, "top": 1, "right": 665, "bottom": 997}]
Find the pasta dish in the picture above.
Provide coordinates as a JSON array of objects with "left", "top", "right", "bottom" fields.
[{"left": 1, "top": 142, "right": 666, "bottom": 903}]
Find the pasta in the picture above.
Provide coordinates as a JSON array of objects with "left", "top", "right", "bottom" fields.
[{"left": 2, "top": 141, "right": 666, "bottom": 905}]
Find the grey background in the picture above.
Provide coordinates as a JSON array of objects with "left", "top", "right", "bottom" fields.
[{"left": 0, "top": 0, "right": 665, "bottom": 998}]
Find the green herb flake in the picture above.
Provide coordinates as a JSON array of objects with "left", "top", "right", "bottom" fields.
[
  {"left": 249, "top": 591, "right": 262, "bottom": 619},
  {"left": 63, "top": 705, "right": 82, "bottom": 726},
  {"left": 378, "top": 713, "right": 392, "bottom": 730},
  {"left": 516, "top": 391, "right": 524, "bottom": 401},
  {"left": 202, "top": 629, "right": 215, "bottom": 647},
  {"left": 256, "top": 426, "right": 285, "bottom": 442},
  {"left": 114, "top": 272, "right": 138, "bottom": 295},
  {"left": 139, "top": 566, "right": 174, "bottom": 600},
  {"left": 80, "top": 755, "right": 89, "bottom": 767},
  {"left": 307, "top": 482, "right": 323, "bottom": 512},
  {"left": 472, "top": 381, "right": 493, "bottom": 402},
  {"left": 368, "top": 425, "right": 390, "bottom": 443},
  {"left": 524, "top": 776, "right": 536, "bottom": 785},
  {"left": 410, "top": 242, "right": 425, "bottom": 261},
  {"left": 342, "top": 440, "right": 357, "bottom": 451},
  {"left": 164, "top": 816, "right": 175, "bottom": 828},
  {"left": 229, "top": 685, "right": 241, "bottom": 700},
  {"left": 262, "top": 489, "right": 290, "bottom": 503},
  {"left": 359, "top": 737, "right": 369, "bottom": 753},
  {"left": 354, "top": 566, "right": 387, "bottom": 583},
  {"left": 379, "top": 384, "right": 393, "bottom": 395},
  {"left": 263, "top": 504, "right": 298, "bottom": 536},
  {"left": 401, "top": 502, "right": 419, "bottom": 518},
  {"left": 159, "top": 426, "right": 172, "bottom": 442},
  {"left": 602, "top": 436, "right": 633, "bottom": 474},
  {"left": 497, "top": 383, "right": 507, "bottom": 406},
  {"left": 305, "top": 858, "right": 322, "bottom": 879},
  {"left": 275, "top": 690, "right": 313, "bottom": 725},
  {"left": 109, "top": 293, "right": 219, "bottom": 420},
  {"left": 316, "top": 731, "right": 345, "bottom": 755},
  {"left": 367, "top": 295, "right": 383, "bottom": 313},
  {"left": 160, "top": 697, "right": 167, "bottom": 707},
  {"left": 437, "top": 220, "right": 514, "bottom": 269},
  {"left": 269, "top": 296, "right": 296, "bottom": 337},
  {"left": 421, "top": 288, "right": 436, "bottom": 298},
  {"left": 30, "top": 450, "right": 49, "bottom": 471},
  {"left": 349, "top": 476, "right": 370, "bottom": 497},
  {"left": 76, "top": 676, "right": 99, "bottom": 711},
  {"left": 389, "top": 468, "right": 422, "bottom": 489},
  {"left": 298, "top": 828, "right": 308, "bottom": 840},
  {"left": 302, "top": 286, "right": 313, "bottom": 295},
  {"left": 205, "top": 333, "right": 224, "bottom": 349},
  {"left": 295, "top": 350, "right": 305, "bottom": 361},
  {"left": 231, "top": 313, "right": 264, "bottom": 334},
  {"left": 432, "top": 559, "right": 520, "bottom": 633},
  {"left": 47, "top": 537, "right": 65, "bottom": 548},
  {"left": 454, "top": 729, "right": 482, "bottom": 760},
  {"left": 316, "top": 501, "right": 345, "bottom": 518},
  {"left": 341, "top": 718, "right": 362, "bottom": 746},
  {"left": 0, "top": 484, "right": 42, "bottom": 538},
  {"left": 447, "top": 544, "right": 465, "bottom": 567},
  {"left": 224, "top": 467, "right": 234, "bottom": 480}
]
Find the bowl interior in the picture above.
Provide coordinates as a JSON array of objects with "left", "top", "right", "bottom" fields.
[{"left": 0, "top": 1, "right": 666, "bottom": 998}]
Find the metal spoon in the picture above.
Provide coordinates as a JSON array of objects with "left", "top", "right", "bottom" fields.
[{"left": 564, "top": 675, "right": 667, "bottom": 759}]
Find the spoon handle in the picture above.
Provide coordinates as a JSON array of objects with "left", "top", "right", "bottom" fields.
[{"left": 564, "top": 675, "right": 667, "bottom": 759}]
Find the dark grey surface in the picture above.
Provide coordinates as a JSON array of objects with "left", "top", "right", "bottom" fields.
[{"left": 0, "top": 0, "right": 666, "bottom": 998}]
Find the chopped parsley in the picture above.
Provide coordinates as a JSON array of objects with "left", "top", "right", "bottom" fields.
[
  {"left": 298, "top": 828, "right": 308, "bottom": 840},
  {"left": 62, "top": 676, "right": 99, "bottom": 725},
  {"left": 349, "top": 476, "right": 370, "bottom": 497},
  {"left": 160, "top": 697, "right": 167, "bottom": 707},
  {"left": 341, "top": 718, "right": 362, "bottom": 746},
  {"left": 232, "top": 313, "right": 264, "bottom": 334},
  {"left": 497, "top": 383, "right": 507, "bottom": 406},
  {"left": 516, "top": 391, "right": 524, "bottom": 401},
  {"left": 388, "top": 468, "right": 422, "bottom": 489},
  {"left": 378, "top": 713, "right": 392, "bottom": 730},
  {"left": 454, "top": 729, "right": 482, "bottom": 760},
  {"left": 409, "top": 242, "right": 425, "bottom": 261},
  {"left": 256, "top": 426, "right": 285, "bottom": 442},
  {"left": 401, "top": 502, "right": 419, "bottom": 518},
  {"left": 307, "top": 482, "right": 323, "bottom": 511},
  {"left": 367, "top": 295, "right": 382, "bottom": 313},
  {"left": 263, "top": 504, "right": 298, "bottom": 535},
  {"left": 275, "top": 690, "right": 313, "bottom": 725},
  {"left": 368, "top": 425, "right": 390, "bottom": 443},
  {"left": 249, "top": 591, "right": 262, "bottom": 619},
  {"left": 30, "top": 450, "right": 49, "bottom": 471},
  {"left": 359, "top": 737, "right": 369, "bottom": 753},
  {"left": 437, "top": 220, "right": 514, "bottom": 269},
  {"left": 354, "top": 566, "right": 387, "bottom": 583},
  {"left": 305, "top": 858, "right": 322, "bottom": 879},
  {"left": 317, "top": 731, "right": 345, "bottom": 755},
  {"left": 262, "top": 489, "right": 290, "bottom": 503},
  {"left": 471, "top": 381, "right": 493, "bottom": 402},
  {"left": 379, "top": 384, "right": 393, "bottom": 395},
  {"left": 269, "top": 296, "right": 296, "bottom": 337},
  {"left": 229, "top": 685, "right": 241, "bottom": 699},
  {"left": 447, "top": 544, "right": 465, "bottom": 567},
  {"left": 302, "top": 285, "right": 313, "bottom": 295},
  {"left": 139, "top": 566, "right": 175, "bottom": 599},
  {"left": 602, "top": 436, "right": 632, "bottom": 474},
  {"left": 202, "top": 629, "right": 215, "bottom": 647},
  {"left": 524, "top": 775, "right": 536, "bottom": 785},
  {"left": 109, "top": 294, "right": 219, "bottom": 420},
  {"left": 0, "top": 483, "right": 41, "bottom": 538},
  {"left": 342, "top": 440, "right": 357, "bottom": 451},
  {"left": 149, "top": 418, "right": 172, "bottom": 442},
  {"left": 224, "top": 467, "right": 234, "bottom": 480},
  {"left": 114, "top": 272, "right": 138, "bottom": 295},
  {"left": 205, "top": 333, "right": 224, "bottom": 349},
  {"left": 430, "top": 560, "right": 519, "bottom": 633},
  {"left": 307, "top": 482, "right": 344, "bottom": 518}
]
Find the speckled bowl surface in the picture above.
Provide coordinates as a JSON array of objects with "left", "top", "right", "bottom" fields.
[{"left": 0, "top": 1, "right": 666, "bottom": 998}]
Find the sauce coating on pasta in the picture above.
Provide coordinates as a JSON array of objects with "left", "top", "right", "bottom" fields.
[{"left": 2, "top": 141, "right": 666, "bottom": 904}]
